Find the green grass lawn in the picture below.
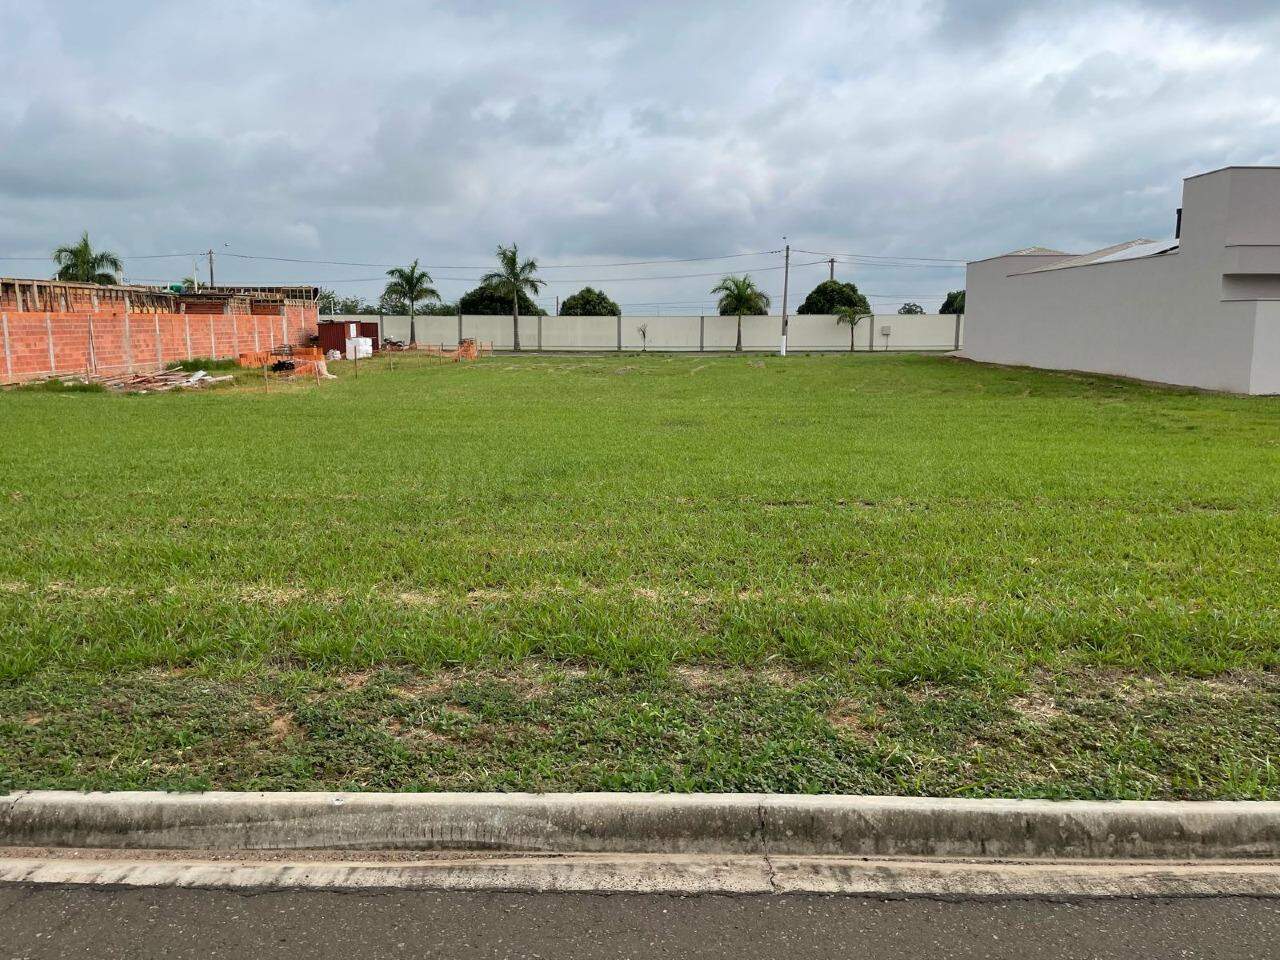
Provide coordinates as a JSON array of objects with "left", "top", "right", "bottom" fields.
[{"left": 2, "top": 352, "right": 1278, "bottom": 797}]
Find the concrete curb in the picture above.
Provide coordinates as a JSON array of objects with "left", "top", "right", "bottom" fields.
[
  {"left": 5, "top": 792, "right": 1280, "bottom": 860},
  {"left": 4, "top": 851, "right": 1280, "bottom": 897}
]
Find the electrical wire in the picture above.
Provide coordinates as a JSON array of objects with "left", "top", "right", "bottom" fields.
[
  {"left": 824, "top": 260, "right": 965, "bottom": 270},
  {"left": 794, "top": 248, "right": 967, "bottom": 264},
  {"left": 217, "top": 249, "right": 783, "bottom": 270},
  {"left": 288, "top": 260, "right": 833, "bottom": 286},
  {"left": 0, "top": 252, "right": 202, "bottom": 261}
]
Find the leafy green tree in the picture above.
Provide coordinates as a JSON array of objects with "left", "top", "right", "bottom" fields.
[
  {"left": 833, "top": 304, "right": 871, "bottom": 352},
  {"left": 320, "top": 291, "right": 385, "bottom": 315},
  {"left": 383, "top": 259, "right": 440, "bottom": 346},
  {"left": 52, "top": 232, "right": 123, "bottom": 285},
  {"left": 415, "top": 301, "right": 460, "bottom": 316},
  {"left": 940, "top": 290, "right": 966, "bottom": 314},
  {"left": 316, "top": 288, "right": 339, "bottom": 313},
  {"left": 796, "top": 279, "right": 869, "bottom": 315},
  {"left": 710, "top": 275, "right": 770, "bottom": 352},
  {"left": 377, "top": 289, "right": 406, "bottom": 314},
  {"left": 898, "top": 302, "right": 924, "bottom": 314},
  {"left": 457, "top": 285, "right": 545, "bottom": 316},
  {"left": 479, "top": 243, "right": 545, "bottom": 351},
  {"left": 560, "top": 286, "right": 620, "bottom": 316}
]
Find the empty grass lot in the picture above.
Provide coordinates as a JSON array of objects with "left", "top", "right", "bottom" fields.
[{"left": 2, "top": 352, "right": 1278, "bottom": 798}]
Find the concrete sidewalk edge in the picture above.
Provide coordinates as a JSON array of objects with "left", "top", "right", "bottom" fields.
[
  {"left": 3, "top": 851, "right": 1280, "bottom": 897},
  {"left": 4, "top": 791, "right": 1280, "bottom": 860}
]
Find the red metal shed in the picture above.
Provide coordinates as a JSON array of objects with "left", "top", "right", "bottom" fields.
[{"left": 317, "top": 320, "right": 380, "bottom": 354}]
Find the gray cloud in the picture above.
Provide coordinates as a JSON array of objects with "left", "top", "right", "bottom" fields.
[
  {"left": 0, "top": 0, "right": 1277, "bottom": 310},
  {"left": 933, "top": 0, "right": 1280, "bottom": 42}
]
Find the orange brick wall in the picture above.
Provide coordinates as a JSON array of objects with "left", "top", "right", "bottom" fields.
[{"left": 0, "top": 304, "right": 318, "bottom": 383}]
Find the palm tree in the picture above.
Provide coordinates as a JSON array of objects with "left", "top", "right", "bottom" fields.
[
  {"left": 52, "top": 232, "right": 123, "bottom": 285},
  {"left": 480, "top": 243, "right": 544, "bottom": 351},
  {"left": 383, "top": 259, "right": 440, "bottom": 346},
  {"left": 710, "top": 275, "right": 770, "bottom": 352},
  {"left": 834, "top": 304, "right": 871, "bottom": 351}
]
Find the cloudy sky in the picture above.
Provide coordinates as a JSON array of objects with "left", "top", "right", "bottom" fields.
[{"left": 1, "top": 0, "right": 1277, "bottom": 312}]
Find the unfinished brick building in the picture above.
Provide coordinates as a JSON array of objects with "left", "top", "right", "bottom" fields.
[{"left": 0, "top": 279, "right": 319, "bottom": 384}]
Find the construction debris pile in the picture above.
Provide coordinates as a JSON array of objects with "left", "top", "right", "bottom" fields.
[
  {"left": 98, "top": 369, "right": 235, "bottom": 393},
  {"left": 18, "top": 369, "right": 236, "bottom": 393}
]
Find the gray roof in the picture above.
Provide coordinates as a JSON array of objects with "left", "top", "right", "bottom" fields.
[
  {"left": 1016, "top": 238, "right": 1179, "bottom": 274},
  {"left": 998, "top": 246, "right": 1071, "bottom": 257}
]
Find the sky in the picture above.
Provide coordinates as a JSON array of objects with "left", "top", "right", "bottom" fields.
[{"left": 1, "top": 0, "right": 1278, "bottom": 314}]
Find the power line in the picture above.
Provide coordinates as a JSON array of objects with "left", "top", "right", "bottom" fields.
[
  {"left": 218, "top": 249, "right": 783, "bottom": 270},
  {"left": 536, "top": 260, "right": 827, "bottom": 284},
  {"left": 298, "top": 259, "right": 832, "bottom": 287},
  {"left": 827, "top": 259, "right": 966, "bottom": 270},
  {"left": 794, "top": 248, "right": 967, "bottom": 264},
  {"left": 0, "top": 251, "right": 201, "bottom": 261}
]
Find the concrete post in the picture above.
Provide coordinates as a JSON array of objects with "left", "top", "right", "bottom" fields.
[
  {"left": 231, "top": 310, "right": 239, "bottom": 356},
  {"left": 253, "top": 316, "right": 260, "bottom": 351},
  {"left": 537, "top": 314, "right": 543, "bottom": 352},
  {"left": 184, "top": 314, "right": 193, "bottom": 360},
  {"left": 45, "top": 313, "right": 55, "bottom": 373},
  {"left": 14, "top": 285, "right": 23, "bottom": 312},
  {"left": 122, "top": 293, "right": 133, "bottom": 374},
  {"left": 86, "top": 313, "right": 98, "bottom": 376},
  {"left": 616, "top": 315, "right": 622, "bottom": 352},
  {"left": 216, "top": 300, "right": 228, "bottom": 358},
  {"left": 154, "top": 315, "right": 162, "bottom": 368},
  {"left": 457, "top": 315, "right": 463, "bottom": 346},
  {"left": 1, "top": 312, "right": 11, "bottom": 383},
  {"left": 954, "top": 313, "right": 962, "bottom": 351},
  {"left": 699, "top": 316, "right": 705, "bottom": 352}
]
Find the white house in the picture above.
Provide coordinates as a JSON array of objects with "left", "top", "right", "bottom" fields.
[{"left": 964, "top": 166, "right": 1280, "bottom": 394}]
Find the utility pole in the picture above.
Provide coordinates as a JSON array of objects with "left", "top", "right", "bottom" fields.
[
  {"left": 828, "top": 257, "right": 836, "bottom": 281},
  {"left": 779, "top": 240, "right": 790, "bottom": 357},
  {"left": 207, "top": 249, "right": 215, "bottom": 288}
]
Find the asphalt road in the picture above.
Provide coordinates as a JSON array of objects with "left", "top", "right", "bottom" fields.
[{"left": 2, "top": 886, "right": 1278, "bottom": 959}]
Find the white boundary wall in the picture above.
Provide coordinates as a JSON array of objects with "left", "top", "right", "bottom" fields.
[
  {"left": 342, "top": 313, "right": 964, "bottom": 353},
  {"left": 964, "top": 167, "right": 1280, "bottom": 394}
]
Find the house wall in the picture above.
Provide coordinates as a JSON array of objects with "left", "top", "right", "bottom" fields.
[
  {"left": 963, "top": 167, "right": 1280, "bottom": 394},
  {"left": 1, "top": 303, "right": 318, "bottom": 383},
  {"left": 360, "top": 312, "right": 964, "bottom": 353},
  {"left": 1249, "top": 301, "right": 1280, "bottom": 394}
]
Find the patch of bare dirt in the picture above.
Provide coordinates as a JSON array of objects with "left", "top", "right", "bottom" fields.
[
  {"left": 827, "top": 700, "right": 879, "bottom": 743},
  {"left": 251, "top": 697, "right": 298, "bottom": 742},
  {"left": 1007, "top": 693, "right": 1065, "bottom": 723}
]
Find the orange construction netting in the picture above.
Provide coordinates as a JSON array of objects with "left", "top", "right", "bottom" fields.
[
  {"left": 420, "top": 339, "right": 493, "bottom": 361},
  {"left": 238, "top": 346, "right": 323, "bottom": 368}
]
